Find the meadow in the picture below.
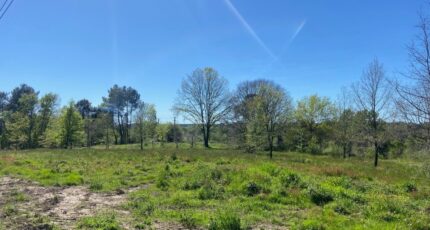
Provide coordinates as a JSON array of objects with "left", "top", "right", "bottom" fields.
[{"left": 0, "top": 145, "right": 429, "bottom": 230}]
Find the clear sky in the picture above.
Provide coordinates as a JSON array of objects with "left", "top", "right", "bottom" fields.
[{"left": 0, "top": 0, "right": 426, "bottom": 121}]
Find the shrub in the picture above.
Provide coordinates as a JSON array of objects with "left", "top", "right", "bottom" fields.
[
  {"left": 128, "top": 193, "right": 156, "bottom": 216},
  {"left": 403, "top": 182, "right": 418, "bottom": 193},
  {"left": 183, "top": 180, "right": 202, "bottom": 190},
  {"left": 211, "top": 168, "right": 223, "bottom": 181},
  {"left": 244, "top": 182, "right": 261, "bottom": 196},
  {"left": 179, "top": 212, "right": 197, "bottom": 229},
  {"left": 170, "top": 153, "right": 177, "bottom": 161},
  {"left": 309, "top": 187, "right": 334, "bottom": 206},
  {"left": 260, "top": 164, "right": 281, "bottom": 177},
  {"left": 332, "top": 200, "right": 352, "bottom": 215},
  {"left": 208, "top": 212, "right": 241, "bottom": 230},
  {"left": 156, "top": 171, "right": 170, "bottom": 190},
  {"left": 198, "top": 183, "right": 224, "bottom": 200},
  {"left": 281, "top": 172, "right": 302, "bottom": 188}
]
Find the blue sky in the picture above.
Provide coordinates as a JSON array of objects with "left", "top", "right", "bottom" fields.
[{"left": 0, "top": 0, "right": 425, "bottom": 121}]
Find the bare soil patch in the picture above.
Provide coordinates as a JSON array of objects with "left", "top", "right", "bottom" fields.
[{"left": 0, "top": 176, "right": 142, "bottom": 229}]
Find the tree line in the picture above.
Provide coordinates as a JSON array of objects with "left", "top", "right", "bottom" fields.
[{"left": 1, "top": 11, "right": 430, "bottom": 167}]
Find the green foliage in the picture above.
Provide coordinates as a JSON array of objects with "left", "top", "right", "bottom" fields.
[
  {"left": 179, "top": 212, "right": 198, "bottom": 229},
  {"left": 44, "top": 102, "right": 84, "bottom": 148},
  {"left": 299, "top": 219, "right": 326, "bottom": 230},
  {"left": 208, "top": 212, "right": 241, "bottom": 230},
  {"left": 198, "top": 182, "right": 224, "bottom": 200},
  {"left": 403, "top": 182, "right": 418, "bottom": 193},
  {"left": 280, "top": 172, "right": 302, "bottom": 188},
  {"left": 309, "top": 186, "right": 334, "bottom": 206},
  {"left": 244, "top": 181, "right": 261, "bottom": 196},
  {"left": 65, "top": 172, "right": 84, "bottom": 186},
  {"left": 294, "top": 94, "right": 336, "bottom": 154},
  {"left": 77, "top": 213, "right": 121, "bottom": 230}
]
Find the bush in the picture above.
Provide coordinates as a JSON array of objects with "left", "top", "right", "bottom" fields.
[
  {"left": 211, "top": 168, "right": 223, "bottom": 181},
  {"left": 309, "top": 187, "right": 334, "bottom": 206},
  {"left": 156, "top": 170, "right": 170, "bottom": 190},
  {"left": 128, "top": 193, "right": 156, "bottom": 216},
  {"left": 332, "top": 200, "right": 352, "bottom": 215},
  {"left": 306, "top": 136, "right": 321, "bottom": 154},
  {"left": 281, "top": 172, "right": 302, "bottom": 188},
  {"left": 403, "top": 182, "right": 418, "bottom": 193},
  {"left": 170, "top": 153, "right": 177, "bottom": 161},
  {"left": 179, "top": 212, "right": 198, "bottom": 229},
  {"left": 198, "top": 183, "right": 224, "bottom": 200},
  {"left": 183, "top": 180, "right": 202, "bottom": 190},
  {"left": 244, "top": 182, "right": 261, "bottom": 196},
  {"left": 209, "top": 212, "right": 241, "bottom": 230}
]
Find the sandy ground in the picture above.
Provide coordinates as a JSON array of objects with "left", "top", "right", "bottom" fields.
[{"left": 0, "top": 176, "right": 141, "bottom": 229}]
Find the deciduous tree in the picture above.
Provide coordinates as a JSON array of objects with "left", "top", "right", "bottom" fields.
[
  {"left": 174, "top": 68, "right": 230, "bottom": 148},
  {"left": 352, "top": 59, "right": 391, "bottom": 167}
]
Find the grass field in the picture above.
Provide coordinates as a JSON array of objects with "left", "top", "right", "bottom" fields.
[{"left": 0, "top": 146, "right": 429, "bottom": 229}]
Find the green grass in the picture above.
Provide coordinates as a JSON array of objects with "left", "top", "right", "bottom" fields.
[
  {"left": 0, "top": 146, "right": 430, "bottom": 229},
  {"left": 77, "top": 213, "right": 121, "bottom": 230}
]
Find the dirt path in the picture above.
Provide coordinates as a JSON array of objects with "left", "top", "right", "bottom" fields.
[{"left": 0, "top": 176, "right": 140, "bottom": 229}]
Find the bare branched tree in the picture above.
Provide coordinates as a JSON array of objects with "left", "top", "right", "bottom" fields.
[
  {"left": 352, "top": 59, "right": 392, "bottom": 167},
  {"left": 394, "top": 12, "right": 430, "bottom": 148},
  {"left": 335, "top": 87, "right": 354, "bottom": 158},
  {"left": 174, "top": 68, "right": 230, "bottom": 148}
]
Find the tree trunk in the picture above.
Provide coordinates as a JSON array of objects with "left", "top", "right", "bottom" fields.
[
  {"left": 374, "top": 141, "right": 378, "bottom": 167},
  {"left": 343, "top": 145, "right": 346, "bottom": 158},
  {"left": 269, "top": 136, "right": 273, "bottom": 159},
  {"left": 105, "top": 127, "right": 109, "bottom": 150},
  {"left": 204, "top": 135, "right": 209, "bottom": 148},
  {"left": 203, "top": 125, "right": 210, "bottom": 148},
  {"left": 427, "top": 124, "right": 430, "bottom": 150},
  {"left": 140, "top": 137, "right": 143, "bottom": 150}
]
